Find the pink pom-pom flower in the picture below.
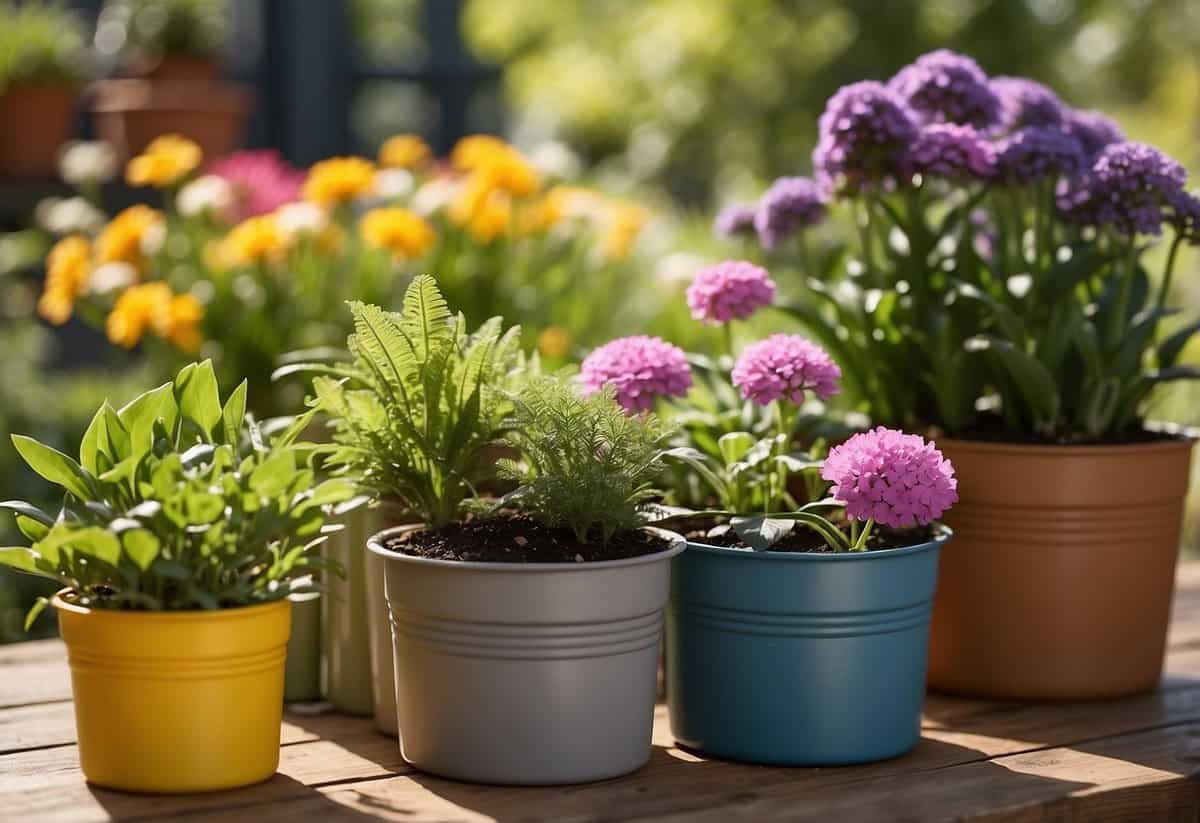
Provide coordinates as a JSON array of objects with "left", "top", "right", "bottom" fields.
[
  {"left": 821, "top": 427, "right": 958, "bottom": 528},
  {"left": 686, "top": 260, "right": 777, "bottom": 325},
  {"left": 731, "top": 334, "right": 841, "bottom": 406},
  {"left": 580, "top": 335, "right": 693, "bottom": 412}
]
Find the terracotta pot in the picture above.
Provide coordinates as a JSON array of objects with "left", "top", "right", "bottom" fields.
[
  {"left": 929, "top": 436, "right": 1195, "bottom": 700},
  {"left": 0, "top": 84, "right": 76, "bottom": 178},
  {"left": 91, "top": 75, "right": 247, "bottom": 162},
  {"left": 133, "top": 53, "right": 221, "bottom": 85}
]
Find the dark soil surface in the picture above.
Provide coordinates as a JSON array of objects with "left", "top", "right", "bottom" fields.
[
  {"left": 936, "top": 416, "right": 1185, "bottom": 447},
  {"left": 385, "top": 515, "right": 672, "bottom": 564},
  {"left": 683, "top": 518, "right": 936, "bottom": 554}
]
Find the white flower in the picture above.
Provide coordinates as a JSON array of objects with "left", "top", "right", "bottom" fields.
[
  {"left": 529, "top": 140, "right": 581, "bottom": 181},
  {"left": 140, "top": 220, "right": 167, "bottom": 256},
  {"left": 58, "top": 141, "right": 118, "bottom": 186},
  {"left": 411, "top": 178, "right": 462, "bottom": 216},
  {"left": 275, "top": 202, "right": 328, "bottom": 237},
  {"left": 177, "top": 175, "right": 235, "bottom": 219},
  {"left": 87, "top": 261, "right": 139, "bottom": 295},
  {"left": 35, "top": 196, "right": 106, "bottom": 235},
  {"left": 373, "top": 168, "right": 414, "bottom": 200}
]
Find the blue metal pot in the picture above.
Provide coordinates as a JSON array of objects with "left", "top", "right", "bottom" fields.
[{"left": 665, "top": 528, "right": 950, "bottom": 766}]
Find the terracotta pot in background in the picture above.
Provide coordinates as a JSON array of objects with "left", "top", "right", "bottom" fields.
[
  {"left": 91, "top": 59, "right": 247, "bottom": 162},
  {"left": 0, "top": 84, "right": 76, "bottom": 178},
  {"left": 929, "top": 436, "right": 1195, "bottom": 700}
]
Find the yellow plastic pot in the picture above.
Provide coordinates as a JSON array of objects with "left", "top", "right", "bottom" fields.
[{"left": 54, "top": 593, "right": 291, "bottom": 793}]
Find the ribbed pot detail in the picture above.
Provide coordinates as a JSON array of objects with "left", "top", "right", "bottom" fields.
[
  {"left": 369, "top": 526, "right": 685, "bottom": 786},
  {"left": 666, "top": 533, "right": 948, "bottom": 766},
  {"left": 55, "top": 596, "right": 290, "bottom": 793},
  {"left": 929, "top": 436, "right": 1194, "bottom": 700}
]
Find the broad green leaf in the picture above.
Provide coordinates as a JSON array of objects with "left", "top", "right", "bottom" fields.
[
  {"left": 118, "top": 383, "right": 176, "bottom": 459},
  {"left": 121, "top": 529, "right": 160, "bottom": 571},
  {"left": 101, "top": 404, "right": 130, "bottom": 463},
  {"left": 967, "top": 336, "right": 1060, "bottom": 429},
  {"left": 0, "top": 548, "right": 41, "bottom": 574},
  {"left": 250, "top": 450, "right": 297, "bottom": 497},
  {"left": 15, "top": 515, "right": 50, "bottom": 542},
  {"left": 731, "top": 516, "right": 795, "bottom": 551},
  {"left": 11, "top": 435, "right": 94, "bottom": 501},
  {"left": 1158, "top": 321, "right": 1200, "bottom": 369},
  {"left": 38, "top": 526, "right": 121, "bottom": 568},
  {"left": 718, "top": 432, "right": 755, "bottom": 465},
  {"left": 221, "top": 380, "right": 248, "bottom": 446},
  {"left": 0, "top": 501, "right": 54, "bottom": 526},
  {"left": 183, "top": 491, "right": 225, "bottom": 524},
  {"left": 175, "top": 360, "right": 223, "bottom": 437},
  {"left": 79, "top": 405, "right": 110, "bottom": 475}
]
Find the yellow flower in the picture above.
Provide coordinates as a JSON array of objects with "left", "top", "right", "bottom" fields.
[
  {"left": 303, "top": 157, "right": 376, "bottom": 206},
  {"left": 157, "top": 293, "right": 204, "bottom": 353},
  {"left": 106, "top": 282, "right": 172, "bottom": 349},
  {"left": 537, "top": 326, "right": 572, "bottom": 359},
  {"left": 359, "top": 207, "right": 436, "bottom": 260},
  {"left": 96, "top": 205, "right": 162, "bottom": 267},
  {"left": 37, "top": 235, "right": 92, "bottom": 325},
  {"left": 460, "top": 191, "right": 511, "bottom": 244},
  {"left": 450, "top": 134, "right": 510, "bottom": 172},
  {"left": 602, "top": 203, "right": 649, "bottom": 262},
  {"left": 224, "top": 215, "right": 288, "bottom": 267},
  {"left": 126, "top": 135, "right": 202, "bottom": 187},
  {"left": 379, "top": 134, "right": 432, "bottom": 170}
]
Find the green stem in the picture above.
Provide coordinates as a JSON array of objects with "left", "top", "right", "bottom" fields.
[
  {"left": 850, "top": 517, "right": 875, "bottom": 552},
  {"left": 721, "top": 322, "right": 734, "bottom": 361},
  {"left": 1157, "top": 232, "right": 1184, "bottom": 310}
]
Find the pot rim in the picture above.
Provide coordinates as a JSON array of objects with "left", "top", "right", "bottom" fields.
[
  {"left": 936, "top": 421, "right": 1197, "bottom": 457},
  {"left": 682, "top": 523, "right": 952, "bottom": 562},
  {"left": 51, "top": 590, "right": 290, "bottom": 621},
  {"left": 367, "top": 523, "right": 686, "bottom": 572}
]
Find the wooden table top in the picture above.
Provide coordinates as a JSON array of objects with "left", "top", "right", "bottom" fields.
[{"left": 5, "top": 567, "right": 1200, "bottom": 823}]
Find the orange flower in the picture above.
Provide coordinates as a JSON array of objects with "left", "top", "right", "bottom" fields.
[
  {"left": 96, "top": 205, "right": 162, "bottom": 267},
  {"left": 37, "top": 235, "right": 92, "bottom": 325},
  {"left": 106, "top": 283, "right": 172, "bottom": 349},
  {"left": 450, "top": 134, "right": 510, "bottom": 172},
  {"left": 126, "top": 135, "right": 202, "bottom": 187},
  {"left": 224, "top": 214, "right": 288, "bottom": 267},
  {"left": 359, "top": 208, "right": 436, "bottom": 260},
  {"left": 537, "top": 326, "right": 572, "bottom": 359},
  {"left": 379, "top": 134, "right": 432, "bottom": 170},
  {"left": 602, "top": 203, "right": 649, "bottom": 262},
  {"left": 460, "top": 191, "right": 512, "bottom": 244},
  {"left": 303, "top": 157, "right": 375, "bottom": 206},
  {"left": 157, "top": 293, "right": 204, "bottom": 353}
]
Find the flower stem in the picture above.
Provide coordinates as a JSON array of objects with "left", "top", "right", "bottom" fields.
[
  {"left": 851, "top": 517, "right": 875, "bottom": 552},
  {"left": 1157, "top": 232, "right": 1184, "bottom": 310}
]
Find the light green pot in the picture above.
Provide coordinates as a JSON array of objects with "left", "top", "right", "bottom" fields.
[
  {"left": 322, "top": 507, "right": 376, "bottom": 715},
  {"left": 284, "top": 590, "right": 322, "bottom": 702}
]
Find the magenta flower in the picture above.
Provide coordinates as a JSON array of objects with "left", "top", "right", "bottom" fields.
[
  {"left": 686, "top": 260, "right": 777, "bottom": 325},
  {"left": 580, "top": 336, "right": 692, "bottom": 412},
  {"left": 1059, "top": 142, "right": 1187, "bottom": 236},
  {"left": 208, "top": 150, "right": 305, "bottom": 219},
  {"left": 902, "top": 123, "right": 996, "bottom": 181},
  {"left": 731, "top": 334, "right": 841, "bottom": 406},
  {"left": 995, "top": 126, "right": 1084, "bottom": 184},
  {"left": 1168, "top": 189, "right": 1200, "bottom": 246},
  {"left": 813, "top": 81, "right": 919, "bottom": 192},
  {"left": 821, "top": 427, "right": 958, "bottom": 528}
]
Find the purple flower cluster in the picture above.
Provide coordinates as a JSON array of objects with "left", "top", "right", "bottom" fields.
[
  {"left": 686, "top": 260, "right": 777, "bottom": 325},
  {"left": 813, "top": 81, "right": 919, "bottom": 191},
  {"left": 821, "top": 427, "right": 958, "bottom": 528},
  {"left": 991, "top": 76, "right": 1066, "bottom": 130},
  {"left": 713, "top": 204, "right": 758, "bottom": 239},
  {"left": 1168, "top": 189, "right": 1200, "bottom": 245},
  {"left": 580, "top": 336, "right": 692, "bottom": 413},
  {"left": 731, "top": 334, "right": 841, "bottom": 406},
  {"left": 754, "top": 176, "right": 828, "bottom": 249},
  {"left": 888, "top": 49, "right": 1002, "bottom": 129},
  {"left": 994, "top": 126, "right": 1085, "bottom": 183},
  {"left": 1059, "top": 142, "right": 1187, "bottom": 236},
  {"left": 1065, "top": 109, "right": 1124, "bottom": 160},
  {"left": 902, "top": 124, "right": 996, "bottom": 181}
]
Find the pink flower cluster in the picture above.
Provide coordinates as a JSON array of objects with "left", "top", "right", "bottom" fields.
[
  {"left": 208, "top": 150, "right": 305, "bottom": 219},
  {"left": 580, "top": 335, "right": 693, "bottom": 412},
  {"left": 731, "top": 334, "right": 841, "bottom": 406},
  {"left": 821, "top": 427, "right": 958, "bottom": 528},
  {"left": 686, "top": 260, "right": 777, "bottom": 325}
]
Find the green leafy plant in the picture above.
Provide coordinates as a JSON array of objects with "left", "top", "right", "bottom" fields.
[
  {"left": 499, "top": 376, "right": 671, "bottom": 545},
  {"left": 285, "top": 275, "right": 529, "bottom": 528},
  {"left": 0, "top": 1, "right": 85, "bottom": 90},
  {"left": 99, "top": 0, "right": 226, "bottom": 59},
  {"left": 0, "top": 360, "right": 356, "bottom": 625}
]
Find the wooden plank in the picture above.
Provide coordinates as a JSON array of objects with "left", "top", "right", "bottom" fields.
[{"left": 0, "top": 651, "right": 71, "bottom": 709}]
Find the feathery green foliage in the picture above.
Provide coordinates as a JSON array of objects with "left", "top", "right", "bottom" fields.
[
  {"left": 300, "top": 276, "right": 528, "bottom": 528},
  {"left": 0, "top": 361, "right": 355, "bottom": 624},
  {"left": 499, "top": 376, "right": 670, "bottom": 545}
]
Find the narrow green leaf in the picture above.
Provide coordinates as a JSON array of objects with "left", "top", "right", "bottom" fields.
[
  {"left": 0, "top": 501, "right": 55, "bottom": 526},
  {"left": 24, "top": 597, "right": 50, "bottom": 632},
  {"left": 717, "top": 432, "right": 755, "bottom": 465},
  {"left": 79, "top": 405, "right": 109, "bottom": 475},
  {"left": 11, "top": 435, "right": 94, "bottom": 501},
  {"left": 221, "top": 380, "right": 248, "bottom": 446},
  {"left": 175, "top": 360, "right": 223, "bottom": 437}
]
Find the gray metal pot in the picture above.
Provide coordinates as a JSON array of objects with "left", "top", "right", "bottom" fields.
[{"left": 367, "top": 525, "right": 685, "bottom": 785}]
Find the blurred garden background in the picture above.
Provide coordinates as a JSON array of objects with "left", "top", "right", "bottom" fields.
[{"left": 2, "top": 0, "right": 1199, "bottom": 641}]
